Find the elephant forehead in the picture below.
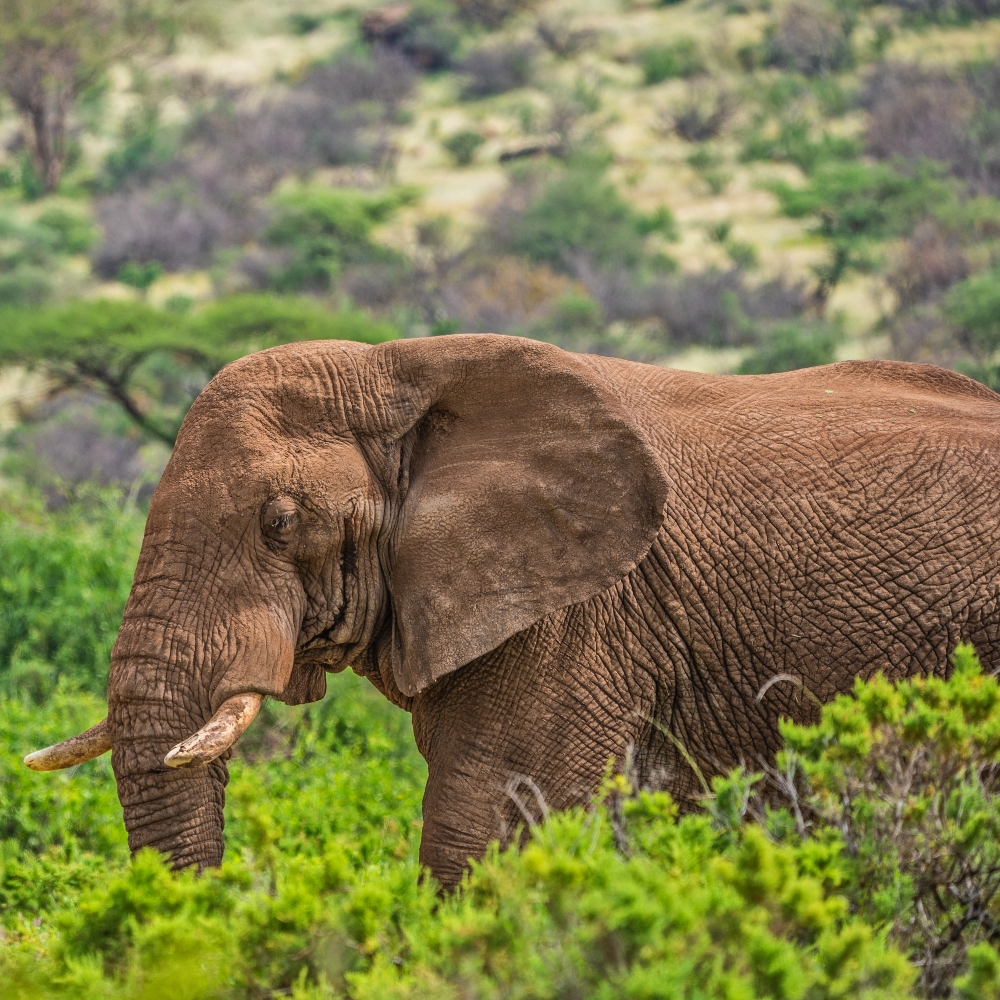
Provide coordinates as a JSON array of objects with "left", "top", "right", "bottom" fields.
[
  {"left": 189, "top": 343, "right": 364, "bottom": 442},
  {"left": 154, "top": 441, "right": 373, "bottom": 527}
]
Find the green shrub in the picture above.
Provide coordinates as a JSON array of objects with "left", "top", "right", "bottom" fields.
[
  {"left": 289, "top": 12, "right": 325, "bottom": 34},
  {"left": 442, "top": 129, "right": 485, "bottom": 166},
  {"left": 944, "top": 268, "right": 1000, "bottom": 357},
  {"left": 0, "top": 742, "right": 915, "bottom": 1000},
  {"left": 506, "top": 162, "right": 677, "bottom": 272},
  {"left": 0, "top": 212, "right": 69, "bottom": 306},
  {"left": 687, "top": 145, "right": 733, "bottom": 194},
  {"left": 0, "top": 688, "right": 125, "bottom": 858},
  {"left": 117, "top": 260, "right": 162, "bottom": 293},
  {"left": 344, "top": 804, "right": 912, "bottom": 1000},
  {"left": 726, "top": 239, "right": 759, "bottom": 269},
  {"left": 100, "top": 104, "right": 176, "bottom": 193},
  {"left": 0, "top": 492, "right": 142, "bottom": 699},
  {"left": 640, "top": 38, "right": 705, "bottom": 85},
  {"left": 775, "top": 645, "right": 1000, "bottom": 997},
  {"left": 261, "top": 187, "right": 414, "bottom": 293},
  {"left": 0, "top": 267, "right": 53, "bottom": 306},
  {"left": 741, "top": 117, "right": 861, "bottom": 174},
  {"left": 34, "top": 209, "right": 96, "bottom": 256},
  {"left": 738, "top": 322, "right": 842, "bottom": 373},
  {"left": 772, "top": 162, "right": 951, "bottom": 306}
]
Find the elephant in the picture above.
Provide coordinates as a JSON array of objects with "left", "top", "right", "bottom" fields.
[{"left": 24, "top": 334, "right": 1000, "bottom": 888}]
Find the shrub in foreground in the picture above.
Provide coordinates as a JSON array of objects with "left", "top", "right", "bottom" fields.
[
  {"left": 4, "top": 485, "right": 1000, "bottom": 1000},
  {"left": 775, "top": 644, "right": 1000, "bottom": 997}
]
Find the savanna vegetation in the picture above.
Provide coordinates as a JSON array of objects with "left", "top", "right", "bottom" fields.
[
  {"left": 6, "top": 494, "right": 1000, "bottom": 999},
  {"left": 5, "top": 0, "right": 1000, "bottom": 995}
]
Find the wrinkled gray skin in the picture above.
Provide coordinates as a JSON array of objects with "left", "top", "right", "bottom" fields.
[{"left": 108, "top": 335, "right": 1000, "bottom": 886}]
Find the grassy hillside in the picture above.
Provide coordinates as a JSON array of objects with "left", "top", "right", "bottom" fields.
[{"left": 1, "top": 0, "right": 999, "bottom": 391}]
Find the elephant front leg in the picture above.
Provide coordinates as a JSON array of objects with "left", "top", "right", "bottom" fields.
[{"left": 411, "top": 623, "right": 656, "bottom": 890}]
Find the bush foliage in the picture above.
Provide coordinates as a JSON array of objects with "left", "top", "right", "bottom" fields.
[
  {"left": 4, "top": 497, "right": 1000, "bottom": 997},
  {"left": 0, "top": 493, "right": 141, "bottom": 700}
]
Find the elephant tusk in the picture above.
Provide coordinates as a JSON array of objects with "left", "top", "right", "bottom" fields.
[
  {"left": 24, "top": 719, "right": 112, "bottom": 771},
  {"left": 163, "top": 692, "right": 264, "bottom": 769}
]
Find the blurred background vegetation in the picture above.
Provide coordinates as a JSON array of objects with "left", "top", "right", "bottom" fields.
[{"left": 5, "top": 0, "right": 1000, "bottom": 995}]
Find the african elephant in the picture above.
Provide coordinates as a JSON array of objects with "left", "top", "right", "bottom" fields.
[{"left": 25, "top": 335, "right": 1000, "bottom": 887}]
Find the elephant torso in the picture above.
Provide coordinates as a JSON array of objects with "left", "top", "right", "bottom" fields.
[
  {"left": 615, "top": 357, "right": 1000, "bottom": 779},
  {"left": 413, "top": 359, "right": 1000, "bottom": 881}
]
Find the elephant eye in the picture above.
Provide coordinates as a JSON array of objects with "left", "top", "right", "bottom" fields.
[{"left": 262, "top": 498, "right": 299, "bottom": 548}]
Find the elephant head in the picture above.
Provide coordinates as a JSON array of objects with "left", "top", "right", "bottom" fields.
[{"left": 25, "top": 335, "right": 668, "bottom": 869}]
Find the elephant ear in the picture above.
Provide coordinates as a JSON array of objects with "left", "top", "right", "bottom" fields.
[{"left": 368, "top": 335, "right": 669, "bottom": 698}]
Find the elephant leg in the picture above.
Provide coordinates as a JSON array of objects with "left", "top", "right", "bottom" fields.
[{"left": 411, "top": 610, "right": 659, "bottom": 889}]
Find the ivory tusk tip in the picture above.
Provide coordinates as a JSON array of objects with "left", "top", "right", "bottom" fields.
[
  {"left": 163, "top": 746, "right": 199, "bottom": 768},
  {"left": 22, "top": 720, "right": 112, "bottom": 771},
  {"left": 162, "top": 692, "right": 264, "bottom": 770}
]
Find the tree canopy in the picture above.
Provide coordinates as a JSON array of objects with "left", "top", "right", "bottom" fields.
[{"left": 0, "top": 295, "right": 398, "bottom": 445}]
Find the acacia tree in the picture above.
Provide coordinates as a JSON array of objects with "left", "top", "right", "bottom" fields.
[
  {"left": 0, "top": 296, "right": 398, "bottom": 444},
  {"left": 0, "top": 0, "right": 214, "bottom": 194}
]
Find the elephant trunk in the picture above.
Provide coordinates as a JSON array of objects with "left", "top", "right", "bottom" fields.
[
  {"left": 116, "top": 763, "right": 228, "bottom": 870},
  {"left": 107, "top": 602, "right": 294, "bottom": 870}
]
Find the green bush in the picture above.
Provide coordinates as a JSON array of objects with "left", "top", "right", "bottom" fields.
[
  {"left": 0, "top": 492, "right": 142, "bottom": 699},
  {"left": 0, "top": 212, "right": 69, "bottom": 306},
  {"left": 774, "top": 645, "right": 1000, "bottom": 997},
  {"left": 738, "top": 322, "right": 842, "bottom": 373},
  {"left": 441, "top": 129, "right": 486, "bottom": 166},
  {"left": 34, "top": 209, "right": 96, "bottom": 256},
  {"left": 507, "top": 162, "right": 677, "bottom": 272},
  {"left": 944, "top": 268, "right": 1000, "bottom": 357},
  {"left": 261, "top": 187, "right": 415, "bottom": 293},
  {"left": 772, "top": 162, "right": 944, "bottom": 240},
  {"left": 1, "top": 714, "right": 914, "bottom": 999},
  {"left": 640, "top": 38, "right": 705, "bottom": 85},
  {"left": 741, "top": 117, "right": 861, "bottom": 174},
  {"left": 0, "top": 688, "right": 125, "bottom": 858},
  {"left": 118, "top": 260, "right": 162, "bottom": 293},
  {"left": 772, "top": 162, "right": 951, "bottom": 306}
]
